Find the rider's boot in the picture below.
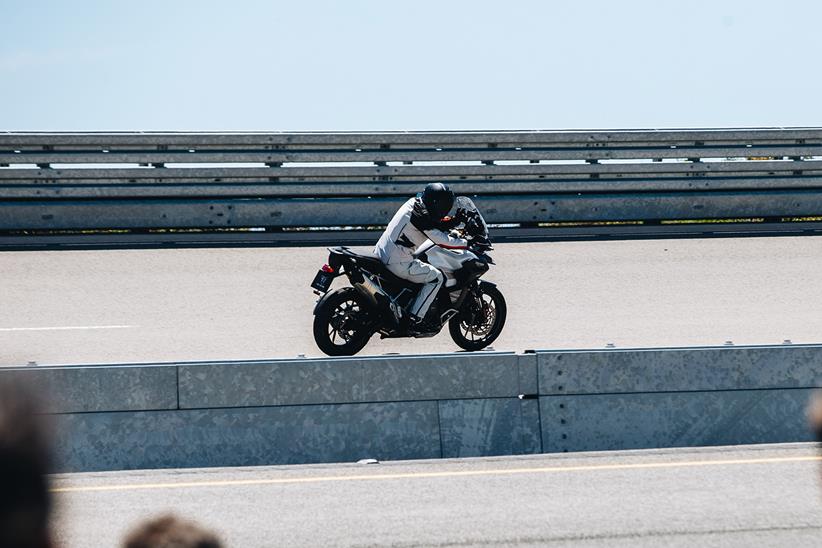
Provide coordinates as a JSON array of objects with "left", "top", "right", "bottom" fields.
[
  {"left": 398, "top": 312, "right": 413, "bottom": 333},
  {"left": 411, "top": 308, "right": 442, "bottom": 335}
]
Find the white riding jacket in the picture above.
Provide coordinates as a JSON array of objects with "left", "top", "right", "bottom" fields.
[{"left": 375, "top": 197, "right": 468, "bottom": 265}]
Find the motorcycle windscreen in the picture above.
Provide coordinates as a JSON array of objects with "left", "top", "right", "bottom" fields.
[{"left": 454, "top": 196, "right": 489, "bottom": 238}]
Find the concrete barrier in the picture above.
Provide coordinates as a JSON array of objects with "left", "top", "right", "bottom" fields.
[
  {"left": 1, "top": 344, "right": 819, "bottom": 472},
  {"left": 0, "top": 352, "right": 538, "bottom": 472},
  {"left": 536, "top": 345, "right": 822, "bottom": 394},
  {"left": 178, "top": 352, "right": 522, "bottom": 408},
  {"left": 3, "top": 364, "right": 177, "bottom": 413},
  {"left": 53, "top": 402, "right": 443, "bottom": 470},
  {"left": 536, "top": 344, "right": 822, "bottom": 453},
  {"left": 540, "top": 388, "right": 813, "bottom": 453}
]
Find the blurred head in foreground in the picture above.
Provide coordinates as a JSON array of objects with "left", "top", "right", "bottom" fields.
[
  {"left": 123, "top": 514, "right": 224, "bottom": 548},
  {"left": 808, "top": 391, "right": 822, "bottom": 443},
  {"left": 0, "top": 379, "right": 53, "bottom": 548}
]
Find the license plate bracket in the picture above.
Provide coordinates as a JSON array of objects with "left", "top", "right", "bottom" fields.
[{"left": 310, "top": 270, "right": 333, "bottom": 292}]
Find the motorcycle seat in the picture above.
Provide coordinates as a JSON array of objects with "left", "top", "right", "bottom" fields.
[
  {"left": 334, "top": 247, "right": 420, "bottom": 289},
  {"left": 346, "top": 250, "right": 385, "bottom": 271}
]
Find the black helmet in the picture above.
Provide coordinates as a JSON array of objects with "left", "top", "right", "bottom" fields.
[{"left": 421, "top": 182, "right": 455, "bottom": 219}]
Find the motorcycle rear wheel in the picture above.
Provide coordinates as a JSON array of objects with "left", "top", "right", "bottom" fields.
[{"left": 313, "top": 287, "right": 373, "bottom": 356}]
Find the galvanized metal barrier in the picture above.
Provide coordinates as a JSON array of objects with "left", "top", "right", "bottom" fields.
[
  {"left": 1, "top": 344, "right": 818, "bottom": 472},
  {"left": 2, "top": 129, "right": 822, "bottom": 234},
  {"left": 536, "top": 344, "right": 821, "bottom": 452}
]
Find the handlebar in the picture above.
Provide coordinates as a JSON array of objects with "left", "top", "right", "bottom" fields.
[{"left": 470, "top": 239, "right": 493, "bottom": 253}]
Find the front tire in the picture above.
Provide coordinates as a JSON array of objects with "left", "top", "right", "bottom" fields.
[
  {"left": 449, "top": 282, "right": 506, "bottom": 351},
  {"left": 313, "top": 287, "right": 373, "bottom": 356}
]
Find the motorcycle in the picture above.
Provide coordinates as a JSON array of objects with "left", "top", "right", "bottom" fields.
[{"left": 309, "top": 197, "right": 506, "bottom": 356}]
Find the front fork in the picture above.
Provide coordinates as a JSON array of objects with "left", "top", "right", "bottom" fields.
[
  {"left": 453, "top": 280, "right": 496, "bottom": 324},
  {"left": 435, "top": 281, "right": 477, "bottom": 323}
]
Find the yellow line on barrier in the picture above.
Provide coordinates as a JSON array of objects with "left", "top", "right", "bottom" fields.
[{"left": 51, "top": 455, "right": 822, "bottom": 494}]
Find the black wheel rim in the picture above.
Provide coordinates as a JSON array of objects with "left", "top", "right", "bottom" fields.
[
  {"left": 459, "top": 293, "right": 497, "bottom": 343},
  {"left": 328, "top": 298, "right": 364, "bottom": 346}
]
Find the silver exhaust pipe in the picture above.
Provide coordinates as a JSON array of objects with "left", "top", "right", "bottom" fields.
[
  {"left": 354, "top": 273, "right": 387, "bottom": 307},
  {"left": 353, "top": 272, "right": 403, "bottom": 324}
]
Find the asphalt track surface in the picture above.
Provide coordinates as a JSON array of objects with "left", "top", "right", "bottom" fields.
[
  {"left": 52, "top": 443, "right": 822, "bottom": 547},
  {"left": 3, "top": 236, "right": 822, "bottom": 366}
]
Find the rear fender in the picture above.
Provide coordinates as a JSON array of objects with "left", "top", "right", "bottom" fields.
[
  {"left": 313, "top": 287, "right": 344, "bottom": 316},
  {"left": 327, "top": 248, "right": 347, "bottom": 274}
]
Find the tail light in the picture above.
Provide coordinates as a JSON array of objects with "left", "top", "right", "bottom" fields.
[{"left": 321, "top": 264, "right": 335, "bottom": 273}]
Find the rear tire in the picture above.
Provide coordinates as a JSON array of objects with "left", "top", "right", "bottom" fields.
[
  {"left": 313, "top": 287, "right": 373, "bottom": 356},
  {"left": 449, "top": 283, "right": 506, "bottom": 351}
]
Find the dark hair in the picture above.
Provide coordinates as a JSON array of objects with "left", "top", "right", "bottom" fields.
[
  {"left": 0, "top": 379, "right": 53, "bottom": 548},
  {"left": 123, "top": 514, "right": 223, "bottom": 548}
]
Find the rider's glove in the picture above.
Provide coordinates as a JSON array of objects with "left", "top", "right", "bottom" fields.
[{"left": 469, "top": 236, "right": 491, "bottom": 252}]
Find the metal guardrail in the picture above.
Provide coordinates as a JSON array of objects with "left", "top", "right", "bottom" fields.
[{"left": 2, "top": 128, "right": 822, "bottom": 234}]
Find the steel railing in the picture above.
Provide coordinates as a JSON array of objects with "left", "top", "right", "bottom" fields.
[{"left": 2, "top": 128, "right": 822, "bottom": 233}]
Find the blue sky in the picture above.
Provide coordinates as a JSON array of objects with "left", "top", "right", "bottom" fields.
[{"left": 1, "top": 0, "right": 820, "bottom": 131}]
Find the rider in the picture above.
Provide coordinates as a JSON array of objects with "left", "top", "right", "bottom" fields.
[{"left": 375, "top": 183, "right": 468, "bottom": 329}]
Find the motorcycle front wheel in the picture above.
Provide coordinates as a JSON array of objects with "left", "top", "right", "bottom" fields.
[
  {"left": 313, "top": 287, "right": 374, "bottom": 356},
  {"left": 448, "top": 282, "right": 506, "bottom": 351}
]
